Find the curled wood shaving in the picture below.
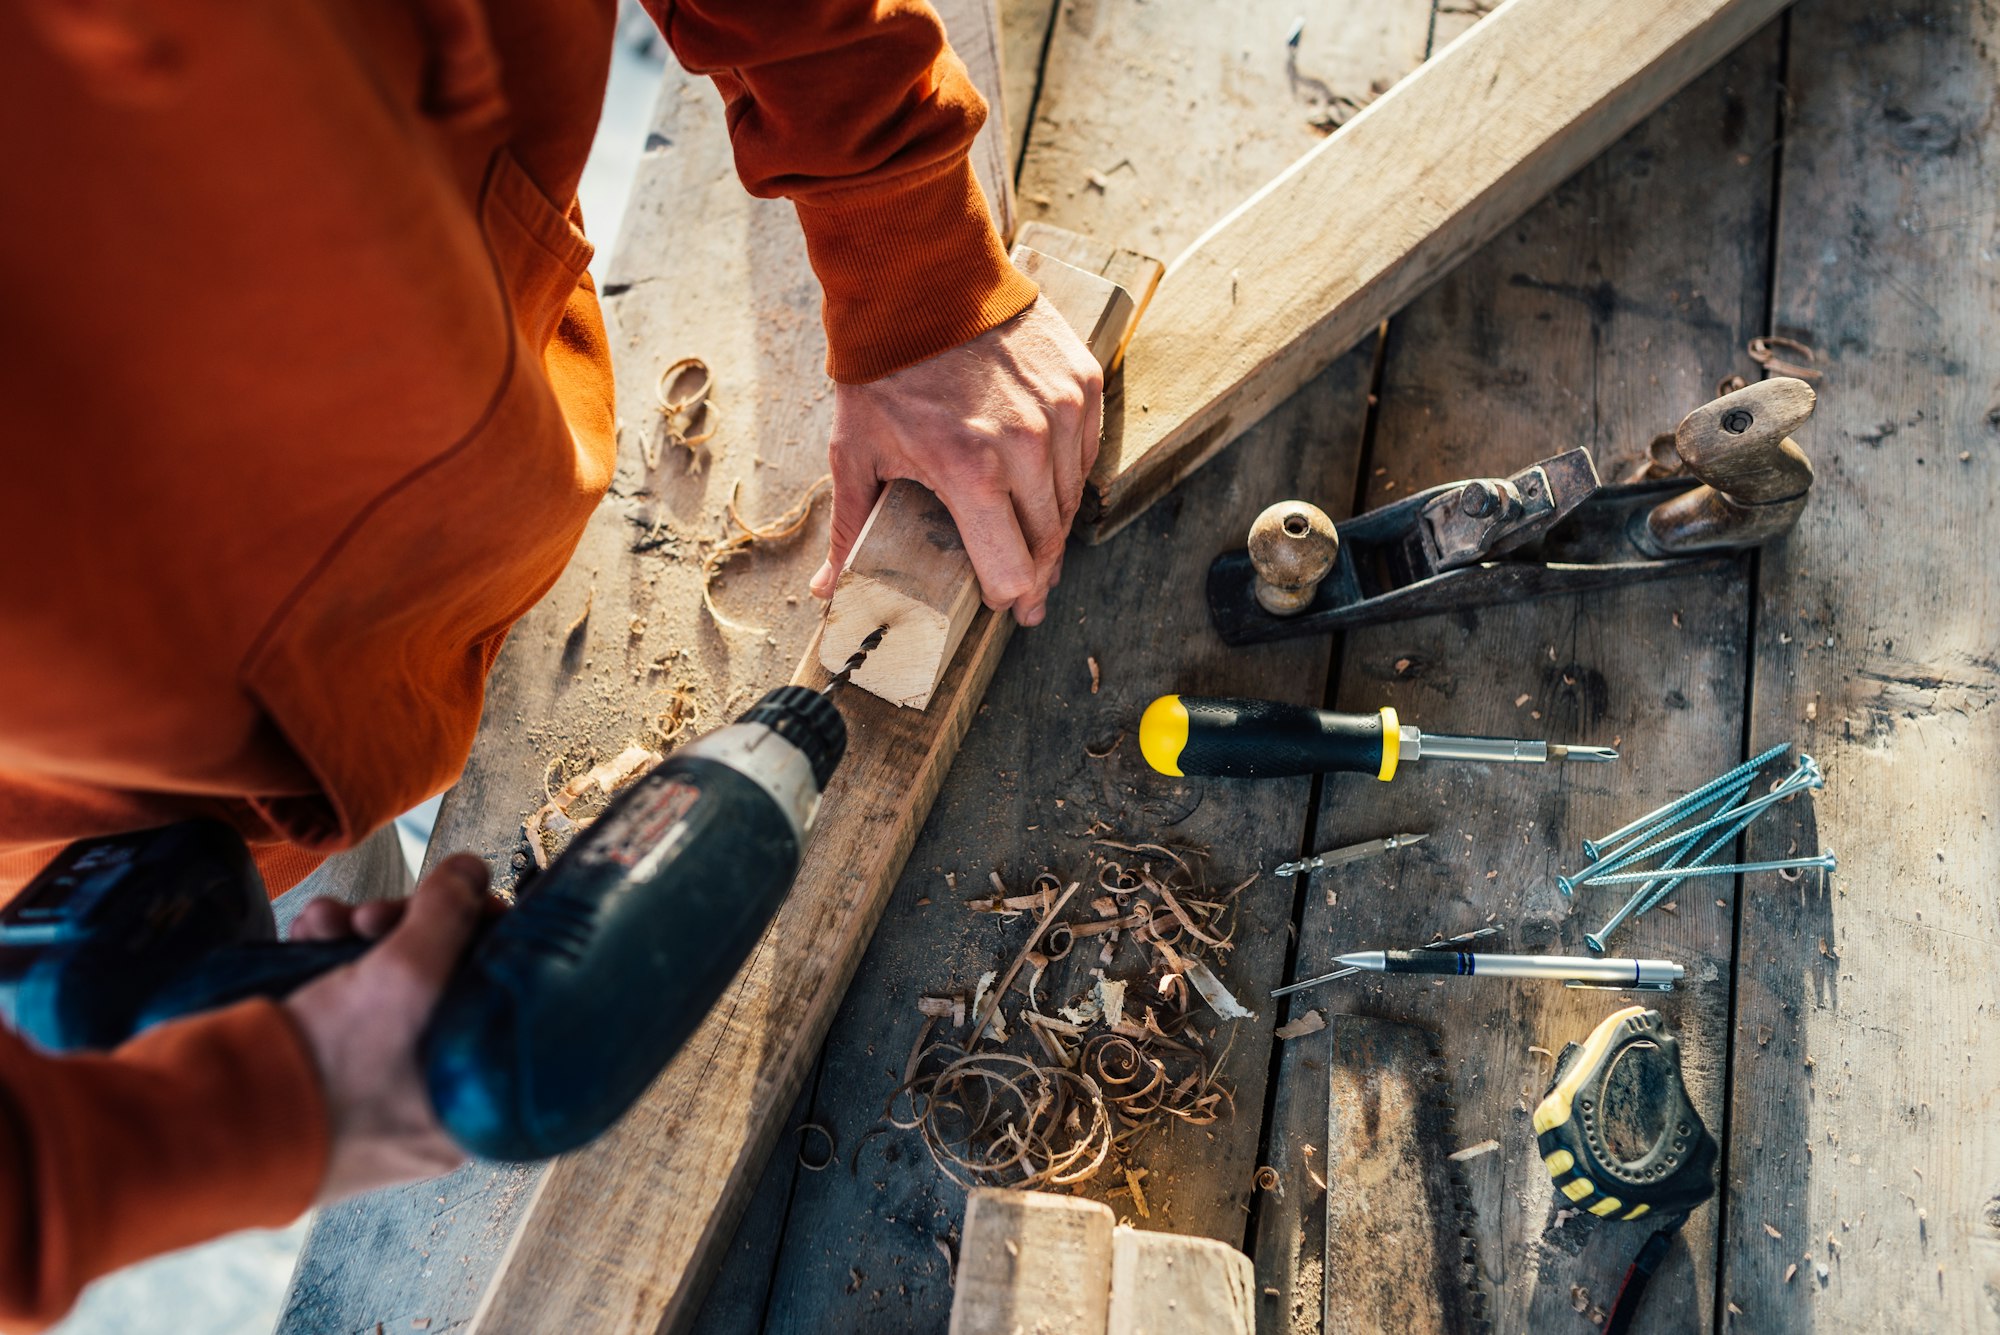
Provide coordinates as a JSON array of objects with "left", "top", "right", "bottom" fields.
[
  {"left": 1254, "top": 1165, "right": 1281, "bottom": 1194},
  {"left": 796, "top": 1122, "right": 836, "bottom": 1171},
  {"left": 877, "top": 839, "right": 1251, "bottom": 1192},
  {"left": 701, "top": 475, "right": 831, "bottom": 633},
  {"left": 1184, "top": 960, "right": 1255, "bottom": 1020},
  {"left": 968, "top": 882, "right": 1080, "bottom": 1047},
  {"left": 1301, "top": 1143, "right": 1328, "bottom": 1193},
  {"left": 1748, "top": 334, "right": 1823, "bottom": 382},
  {"left": 522, "top": 744, "right": 662, "bottom": 869}
]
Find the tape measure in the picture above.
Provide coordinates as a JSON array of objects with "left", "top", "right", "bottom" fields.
[
  {"left": 1533, "top": 1006, "right": 1716, "bottom": 1221},
  {"left": 1532, "top": 1006, "right": 1717, "bottom": 1335}
]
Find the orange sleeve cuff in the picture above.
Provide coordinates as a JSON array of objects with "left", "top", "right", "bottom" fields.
[
  {"left": 795, "top": 155, "right": 1038, "bottom": 383},
  {"left": 0, "top": 1000, "right": 327, "bottom": 1326}
]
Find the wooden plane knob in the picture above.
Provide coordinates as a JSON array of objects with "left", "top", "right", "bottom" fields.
[
  {"left": 1643, "top": 377, "right": 1816, "bottom": 555},
  {"left": 1248, "top": 501, "right": 1338, "bottom": 615}
]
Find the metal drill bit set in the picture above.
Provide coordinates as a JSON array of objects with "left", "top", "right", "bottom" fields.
[{"left": 1564, "top": 744, "right": 1833, "bottom": 952}]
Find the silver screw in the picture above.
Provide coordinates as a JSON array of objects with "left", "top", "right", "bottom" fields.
[
  {"left": 1583, "top": 851, "right": 1836, "bottom": 886},
  {"left": 1585, "top": 762, "right": 1823, "bottom": 951},
  {"left": 1574, "top": 759, "right": 1821, "bottom": 888},
  {"left": 1582, "top": 742, "right": 1792, "bottom": 860},
  {"left": 1560, "top": 767, "right": 1752, "bottom": 891}
]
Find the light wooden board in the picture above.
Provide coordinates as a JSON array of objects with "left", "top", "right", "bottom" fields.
[
  {"left": 1721, "top": 0, "right": 2000, "bottom": 1328},
  {"left": 277, "top": 3, "right": 1015, "bottom": 1330},
  {"left": 1077, "top": 0, "right": 1799, "bottom": 542},
  {"left": 746, "top": 2, "right": 1430, "bottom": 1330},
  {"left": 470, "top": 218, "right": 1139, "bottom": 1335},
  {"left": 817, "top": 245, "right": 1143, "bottom": 708},
  {"left": 1253, "top": 22, "right": 1784, "bottom": 1333}
]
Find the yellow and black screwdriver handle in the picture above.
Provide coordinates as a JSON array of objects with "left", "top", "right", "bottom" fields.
[
  {"left": 1533, "top": 1005, "right": 1717, "bottom": 1221},
  {"left": 1139, "top": 695, "right": 1404, "bottom": 780}
]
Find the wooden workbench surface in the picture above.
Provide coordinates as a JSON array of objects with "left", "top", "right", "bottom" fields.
[{"left": 281, "top": 1, "right": 1998, "bottom": 1332}]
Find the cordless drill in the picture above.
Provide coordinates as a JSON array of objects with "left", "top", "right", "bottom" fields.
[{"left": 0, "top": 682, "right": 850, "bottom": 1162}]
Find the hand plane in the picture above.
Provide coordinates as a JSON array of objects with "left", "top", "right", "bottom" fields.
[{"left": 1207, "top": 377, "right": 1815, "bottom": 645}]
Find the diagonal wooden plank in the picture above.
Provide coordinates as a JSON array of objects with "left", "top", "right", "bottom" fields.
[
  {"left": 1722, "top": 1, "right": 2000, "bottom": 1328},
  {"left": 1084, "top": 0, "right": 1800, "bottom": 541},
  {"left": 820, "top": 0, "right": 1802, "bottom": 710},
  {"left": 1253, "top": 22, "right": 1785, "bottom": 1332}
]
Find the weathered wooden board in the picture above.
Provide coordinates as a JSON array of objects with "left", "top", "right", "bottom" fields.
[
  {"left": 1253, "top": 23, "right": 1784, "bottom": 1334},
  {"left": 1721, "top": 1, "right": 2000, "bottom": 1329},
  {"left": 1077, "top": 0, "right": 1797, "bottom": 543},
  {"left": 747, "top": 3, "right": 1432, "bottom": 1331},
  {"left": 279, "top": 4, "right": 1012, "bottom": 1329}
]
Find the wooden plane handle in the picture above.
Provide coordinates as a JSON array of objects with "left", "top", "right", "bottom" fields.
[
  {"left": 1643, "top": 376, "right": 1817, "bottom": 554},
  {"left": 1247, "top": 500, "right": 1339, "bottom": 615}
]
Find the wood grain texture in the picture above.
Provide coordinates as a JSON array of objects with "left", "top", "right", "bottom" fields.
[
  {"left": 1079, "top": 0, "right": 1799, "bottom": 543},
  {"left": 949, "top": 1190, "right": 1115, "bottom": 1335},
  {"left": 750, "top": 4, "right": 1429, "bottom": 1332},
  {"left": 1252, "top": 24, "right": 1784, "bottom": 1333},
  {"left": 1721, "top": 1, "right": 2000, "bottom": 1329},
  {"left": 1107, "top": 1227, "right": 1255, "bottom": 1335},
  {"left": 934, "top": 0, "right": 1017, "bottom": 242}
]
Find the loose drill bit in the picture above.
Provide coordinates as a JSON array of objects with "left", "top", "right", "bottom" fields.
[
  {"left": 823, "top": 625, "right": 888, "bottom": 694},
  {"left": 1274, "top": 831, "right": 1427, "bottom": 878}
]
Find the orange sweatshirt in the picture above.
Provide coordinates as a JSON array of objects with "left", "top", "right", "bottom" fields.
[{"left": 0, "top": 0, "right": 1035, "bottom": 1325}]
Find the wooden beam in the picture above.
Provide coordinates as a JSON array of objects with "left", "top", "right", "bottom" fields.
[
  {"left": 1080, "top": 0, "right": 1797, "bottom": 541},
  {"left": 948, "top": 1190, "right": 1115, "bottom": 1335},
  {"left": 469, "top": 235, "right": 1140, "bottom": 1335},
  {"left": 816, "top": 240, "right": 1150, "bottom": 708}
]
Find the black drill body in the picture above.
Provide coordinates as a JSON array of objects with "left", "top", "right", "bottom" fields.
[{"left": 0, "top": 685, "right": 845, "bottom": 1162}]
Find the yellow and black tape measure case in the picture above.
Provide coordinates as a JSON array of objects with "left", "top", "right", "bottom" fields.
[{"left": 1533, "top": 1006, "right": 1718, "bottom": 1222}]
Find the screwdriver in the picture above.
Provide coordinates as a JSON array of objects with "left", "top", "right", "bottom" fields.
[{"left": 1138, "top": 695, "right": 1618, "bottom": 780}]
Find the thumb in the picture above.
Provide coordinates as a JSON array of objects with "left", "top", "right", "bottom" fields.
[
  {"left": 373, "top": 853, "right": 489, "bottom": 993},
  {"left": 813, "top": 418, "right": 887, "bottom": 601}
]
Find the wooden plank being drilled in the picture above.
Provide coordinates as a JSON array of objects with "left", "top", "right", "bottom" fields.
[{"left": 816, "top": 243, "right": 1150, "bottom": 709}]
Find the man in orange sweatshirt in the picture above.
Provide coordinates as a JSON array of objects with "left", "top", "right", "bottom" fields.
[{"left": 0, "top": 0, "right": 1100, "bottom": 1324}]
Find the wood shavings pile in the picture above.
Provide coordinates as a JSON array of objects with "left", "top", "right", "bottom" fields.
[{"left": 883, "top": 841, "right": 1254, "bottom": 1192}]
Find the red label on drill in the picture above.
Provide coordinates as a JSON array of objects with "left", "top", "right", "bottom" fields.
[{"left": 590, "top": 777, "right": 701, "bottom": 868}]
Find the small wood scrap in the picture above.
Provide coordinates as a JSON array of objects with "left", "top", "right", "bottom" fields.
[
  {"left": 1088, "top": 655, "right": 1101, "bottom": 694},
  {"left": 881, "top": 839, "right": 1252, "bottom": 1194},
  {"left": 1299, "top": 1143, "right": 1327, "bottom": 1192},
  {"left": 641, "top": 681, "right": 698, "bottom": 752},
  {"left": 1123, "top": 1166, "right": 1150, "bottom": 1219},
  {"left": 650, "top": 356, "right": 720, "bottom": 472},
  {"left": 1448, "top": 1139, "right": 1501, "bottom": 1163},
  {"left": 1274, "top": 1009, "right": 1325, "bottom": 1040},
  {"left": 522, "top": 744, "right": 661, "bottom": 869},
  {"left": 918, "top": 994, "right": 967, "bottom": 1028},
  {"left": 700, "top": 474, "right": 831, "bottom": 632}
]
